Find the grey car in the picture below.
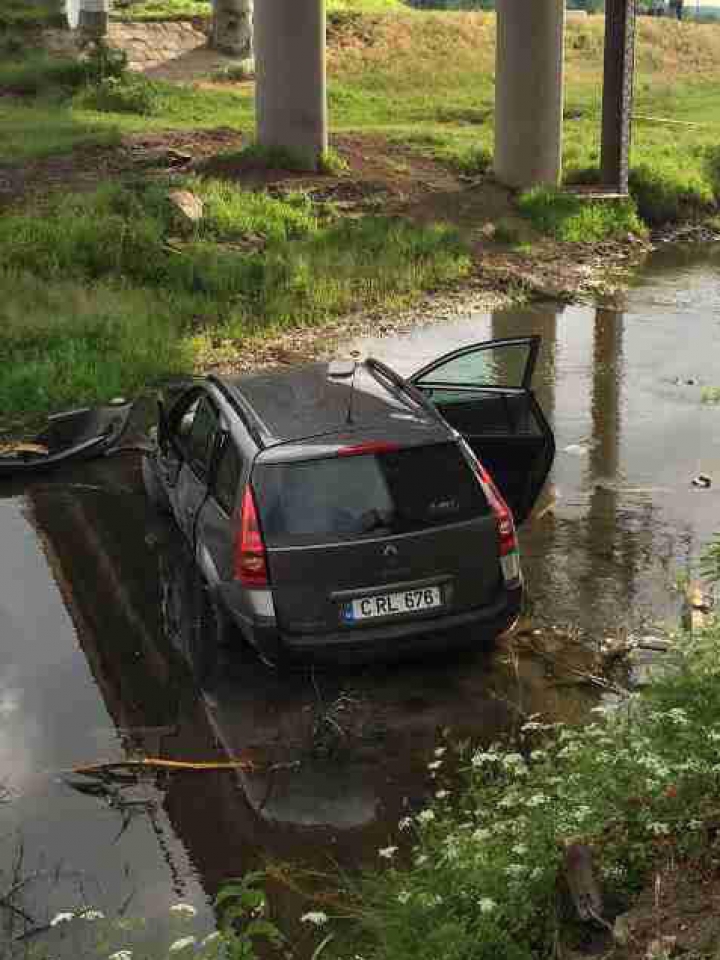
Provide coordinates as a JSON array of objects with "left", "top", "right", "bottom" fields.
[{"left": 142, "top": 336, "right": 555, "bottom": 665}]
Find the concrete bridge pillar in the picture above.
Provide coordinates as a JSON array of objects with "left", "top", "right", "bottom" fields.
[
  {"left": 494, "top": 0, "right": 565, "bottom": 189},
  {"left": 254, "top": 0, "right": 328, "bottom": 171}
]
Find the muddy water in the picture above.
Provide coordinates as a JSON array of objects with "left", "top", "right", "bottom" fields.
[{"left": 1, "top": 247, "right": 719, "bottom": 956}]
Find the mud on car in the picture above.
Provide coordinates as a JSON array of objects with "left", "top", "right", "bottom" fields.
[{"left": 142, "top": 337, "right": 555, "bottom": 665}]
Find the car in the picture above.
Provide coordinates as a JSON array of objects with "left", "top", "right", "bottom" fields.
[{"left": 142, "top": 336, "right": 555, "bottom": 665}]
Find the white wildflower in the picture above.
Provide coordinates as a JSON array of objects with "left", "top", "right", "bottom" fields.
[
  {"left": 109, "top": 952, "right": 133, "bottom": 960},
  {"left": 301, "top": 912, "right": 328, "bottom": 927},
  {"left": 707, "top": 730, "right": 720, "bottom": 743},
  {"left": 435, "top": 790, "right": 449, "bottom": 800},
  {"left": 666, "top": 708, "right": 688, "bottom": 726},
  {"left": 169, "top": 937, "right": 197, "bottom": 953},
  {"left": 471, "top": 751, "right": 498, "bottom": 768},
  {"left": 526, "top": 793, "right": 549, "bottom": 808},
  {"left": 417, "top": 809, "right": 435, "bottom": 824},
  {"left": 649, "top": 821, "right": 670, "bottom": 836},
  {"left": 50, "top": 912, "right": 75, "bottom": 927},
  {"left": 397, "top": 890, "right": 411, "bottom": 905},
  {"left": 427, "top": 760, "right": 442, "bottom": 771},
  {"left": 379, "top": 846, "right": 398, "bottom": 860},
  {"left": 511, "top": 843, "right": 528, "bottom": 856},
  {"left": 434, "top": 747, "right": 447, "bottom": 757},
  {"left": 478, "top": 898, "right": 497, "bottom": 914},
  {"left": 80, "top": 909, "right": 105, "bottom": 921},
  {"left": 398, "top": 816, "right": 413, "bottom": 831},
  {"left": 170, "top": 904, "right": 197, "bottom": 919},
  {"left": 530, "top": 867, "right": 543, "bottom": 880}
]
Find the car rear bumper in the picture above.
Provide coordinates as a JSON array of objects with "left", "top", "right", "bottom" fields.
[{"left": 231, "top": 585, "right": 522, "bottom": 666}]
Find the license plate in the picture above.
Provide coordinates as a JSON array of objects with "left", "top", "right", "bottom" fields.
[{"left": 342, "top": 586, "right": 443, "bottom": 623}]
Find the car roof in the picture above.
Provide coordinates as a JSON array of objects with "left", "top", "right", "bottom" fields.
[{"left": 212, "top": 360, "right": 452, "bottom": 450}]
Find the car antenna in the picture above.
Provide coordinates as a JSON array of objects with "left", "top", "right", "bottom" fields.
[{"left": 346, "top": 354, "right": 361, "bottom": 426}]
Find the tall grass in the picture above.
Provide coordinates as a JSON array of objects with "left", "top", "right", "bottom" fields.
[
  {"left": 0, "top": 180, "right": 469, "bottom": 420},
  {"left": 518, "top": 188, "right": 646, "bottom": 242}
]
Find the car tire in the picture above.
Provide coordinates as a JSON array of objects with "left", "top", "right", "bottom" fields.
[{"left": 142, "top": 454, "right": 171, "bottom": 515}]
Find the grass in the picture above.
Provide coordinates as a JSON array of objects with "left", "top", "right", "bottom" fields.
[
  {"left": 0, "top": 180, "right": 469, "bottom": 420},
  {"left": 111, "top": 0, "right": 405, "bottom": 20},
  {"left": 0, "top": 0, "right": 64, "bottom": 29},
  {"left": 518, "top": 187, "right": 646, "bottom": 242}
]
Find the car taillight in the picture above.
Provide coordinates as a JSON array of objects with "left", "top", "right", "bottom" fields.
[
  {"left": 337, "top": 441, "right": 400, "bottom": 458},
  {"left": 470, "top": 456, "right": 521, "bottom": 586},
  {"left": 234, "top": 485, "right": 268, "bottom": 587}
]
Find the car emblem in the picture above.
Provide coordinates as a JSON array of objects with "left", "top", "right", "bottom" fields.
[{"left": 382, "top": 544, "right": 399, "bottom": 559}]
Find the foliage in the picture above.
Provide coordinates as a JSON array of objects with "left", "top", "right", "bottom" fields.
[
  {"left": 75, "top": 74, "right": 164, "bottom": 115},
  {"left": 339, "top": 602, "right": 720, "bottom": 960},
  {"left": 517, "top": 187, "right": 645, "bottom": 242}
]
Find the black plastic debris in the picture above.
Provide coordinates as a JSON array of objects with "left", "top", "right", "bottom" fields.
[
  {"left": 691, "top": 474, "right": 712, "bottom": 489},
  {"left": 0, "top": 400, "right": 134, "bottom": 477}
]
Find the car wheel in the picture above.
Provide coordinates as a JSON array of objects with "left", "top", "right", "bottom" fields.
[{"left": 142, "top": 454, "right": 171, "bottom": 515}]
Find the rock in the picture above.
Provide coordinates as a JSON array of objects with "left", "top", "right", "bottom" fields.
[
  {"left": 167, "top": 190, "right": 204, "bottom": 230},
  {"left": 646, "top": 935, "right": 677, "bottom": 958},
  {"left": 613, "top": 911, "right": 633, "bottom": 946}
]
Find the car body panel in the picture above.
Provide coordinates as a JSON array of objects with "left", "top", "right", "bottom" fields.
[{"left": 408, "top": 337, "right": 555, "bottom": 525}]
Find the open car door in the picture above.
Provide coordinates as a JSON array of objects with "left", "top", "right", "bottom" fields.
[{"left": 407, "top": 336, "right": 555, "bottom": 526}]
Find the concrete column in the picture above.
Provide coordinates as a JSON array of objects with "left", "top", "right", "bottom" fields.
[
  {"left": 494, "top": 0, "right": 565, "bottom": 189},
  {"left": 78, "top": 0, "right": 110, "bottom": 36},
  {"left": 212, "top": 0, "right": 254, "bottom": 67},
  {"left": 254, "top": 0, "right": 328, "bottom": 171}
]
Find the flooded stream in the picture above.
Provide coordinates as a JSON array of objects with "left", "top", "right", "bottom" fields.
[{"left": 1, "top": 245, "right": 719, "bottom": 957}]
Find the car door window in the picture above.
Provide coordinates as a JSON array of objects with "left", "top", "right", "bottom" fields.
[
  {"left": 213, "top": 440, "right": 242, "bottom": 516},
  {"left": 411, "top": 338, "right": 538, "bottom": 391},
  {"left": 186, "top": 397, "right": 220, "bottom": 479}
]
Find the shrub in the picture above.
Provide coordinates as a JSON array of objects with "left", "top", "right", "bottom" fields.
[{"left": 75, "top": 74, "right": 163, "bottom": 115}]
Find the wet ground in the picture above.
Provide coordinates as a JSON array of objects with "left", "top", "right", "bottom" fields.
[{"left": 1, "top": 245, "right": 719, "bottom": 957}]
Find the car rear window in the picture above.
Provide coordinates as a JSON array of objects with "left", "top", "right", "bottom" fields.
[{"left": 254, "top": 442, "right": 489, "bottom": 547}]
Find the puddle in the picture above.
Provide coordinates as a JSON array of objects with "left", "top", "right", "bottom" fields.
[{"left": 1, "top": 245, "right": 719, "bottom": 955}]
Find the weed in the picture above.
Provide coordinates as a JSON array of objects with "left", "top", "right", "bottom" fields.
[
  {"left": 518, "top": 187, "right": 646, "bottom": 242},
  {"left": 318, "top": 148, "right": 350, "bottom": 175},
  {"left": 75, "top": 74, "right": 164, "bottom": 115},
  {"left": 450, "top": 144, "right": 492, "bottom": 177},
  {"left": 701, "top": 386, "right": 720, "bottom": 405},
  {"left": 0, "top": 54, "right": 89, "bottom": 96},
  {"left": 492, "top": 218, "right": 521, "bottom": 244}
]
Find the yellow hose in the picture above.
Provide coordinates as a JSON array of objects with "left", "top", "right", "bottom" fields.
[{"left": 67, "top": 757, "right": 256, "bottom": 776}]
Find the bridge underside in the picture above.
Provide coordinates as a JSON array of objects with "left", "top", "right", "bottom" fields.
[{"left": 251, "top": 0, "right": 636, "bottom": 191}]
